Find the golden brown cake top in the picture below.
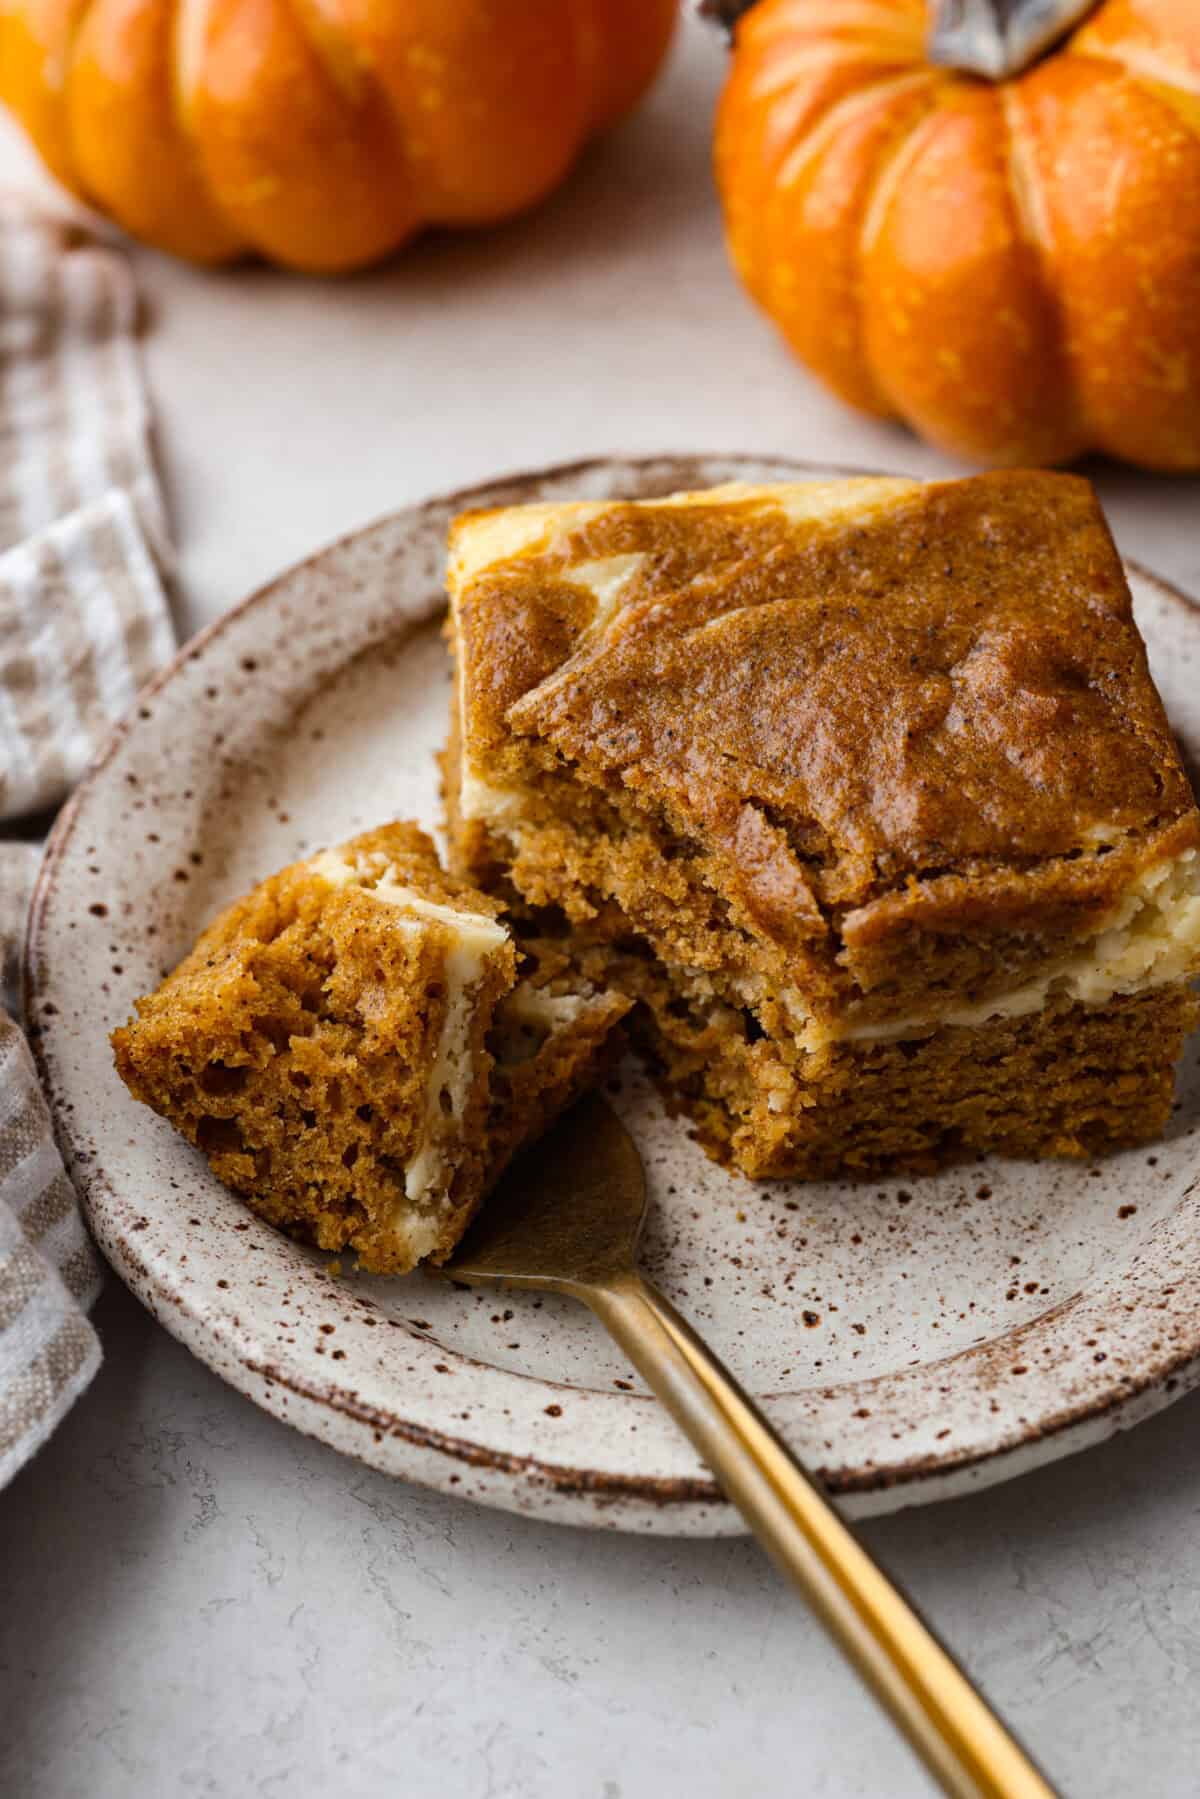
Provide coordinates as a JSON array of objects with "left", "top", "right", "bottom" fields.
[{"left": 448, "top": 473, "right": 1200, "bottom": 921}]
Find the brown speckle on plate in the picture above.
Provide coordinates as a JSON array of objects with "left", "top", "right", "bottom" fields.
[{"left": 25, "top": 454, "right": 1200, "bottom": 1536}]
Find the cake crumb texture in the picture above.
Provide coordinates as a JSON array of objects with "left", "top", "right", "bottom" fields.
[
  {"left": 446, "top": 472, "right": 1200, "bottom": 1181},
  {"left": 113, "top": 823, "right": 627, "bottom": 1273}
]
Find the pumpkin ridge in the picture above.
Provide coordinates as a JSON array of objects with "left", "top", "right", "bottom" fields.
[
  {"left": 6, "top": 0, "right": 674, "bottom": 269},
  {"left": 794, "top": 73, "right": 944, "bottom": 420},
  {"left": 262, "top": 0, "right": 420, "bottom": 228},
  {"left": 776, "top": 68, "right": 936, "bottom": 190},
  {"left": 716, "top": 0, "right": 1200, "bottom": 469},
  {"left": 57, "top": 0, "right": 103, "bottom": 196},
  {"left": 846, "top": 79, "right": 949, "bottom": 418},
  {"left": 862, "top": 83, "right": 1088, "bottom": 463},
  {"left": 853, "top": 102, "right": 946, "bottom": 421},
  {"left": 759, "top": 72, "right": 941, "bottom": 418},
  {"left": 747, "top": 0, "right": 921, "bottom": 61},
  {"left": 1071, "top": 44, "right": 1200, "bottom": 137},
  {"left": 747, "top": 44, "right": 905, "bottom": 103},
  {"left": 996, "top": 82, "right": 1081, "bottom": 452},
  {"left": 61, "top": 0, "right": 243, "bottom": 263},
  {"left": 715, "top": 42, "right": 887, "bottom": 305},
  {"left": 187, "top": 0, "right": 426, "bottom": 268},
  {"left": 167, "top": 0, "right": 249, "bottom": 257},
  {"left": 1069, "top": 38, "right": 1200, "bottom": 102},
  {"left": 576, "top": 0, "right": 675, "bottom": 135},
  {"left": 280, "top": 0, "right": 374, "bottom": 107},
  {"left": 3, "top": 0, "right": 96, "bottom": 196},
  {"left": 174, "top": 0, "right": 213, "bottom": 113},
  {"left": 857, "top": 87, "right": 939, "bottom": 259},
  {"left": 997, "top": 86, "right": 1052, "bottom": 255},
  {"left": 285, "top": 2, "right": 462, "bottom": 227},
  {"left": 1024, "top": 50, "right": 1200, "bottom": 467}
]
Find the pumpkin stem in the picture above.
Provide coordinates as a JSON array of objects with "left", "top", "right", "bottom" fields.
[
  {"left": 927, "top": 0, "right": 1099, "bottom": 80},
  {"left": 697, "top": 0, "right": 760, "bottom": 39}
]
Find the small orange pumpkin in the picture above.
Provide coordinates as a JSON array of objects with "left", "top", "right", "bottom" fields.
[
  {"left": 715, "top": 0, "right": 1200, "bottom": 470},
  {"left": 1, "top": 0, "right": 676, "bottom": 272}
]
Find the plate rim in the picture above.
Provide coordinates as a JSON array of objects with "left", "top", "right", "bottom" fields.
[{"left": 25, "top": 451, "right": 1200, "bottom": 1532}]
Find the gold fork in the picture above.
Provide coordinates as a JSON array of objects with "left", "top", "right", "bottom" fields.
[{"left": 440, "top": 1092, "right": 1058, "bottom": 1799}]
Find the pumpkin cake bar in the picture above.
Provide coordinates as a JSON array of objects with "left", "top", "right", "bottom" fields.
[
  {"left": 445, "top": 471, "right": 1200, "bottom": 1178},
  {"left": 113, "top": 824, "right": 628, "bottom": 1272}
]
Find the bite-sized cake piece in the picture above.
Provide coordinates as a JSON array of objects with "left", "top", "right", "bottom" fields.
[
  {"left": 113, "top": 823, "right": 628, "bottom": 1273},
  {"left": 445, "top": 471, "right": 1200, "bottom": 1177}
]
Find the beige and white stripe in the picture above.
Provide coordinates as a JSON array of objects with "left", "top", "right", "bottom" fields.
[
  {"left": 0, "top": 1014, "right": 102, "bottom": 1488},
  {"left": 1, "top": 193, "right": 176, "bottom": 1485},
  {"left": 1, "top": 191, "right": 175, "bottom": 821}
]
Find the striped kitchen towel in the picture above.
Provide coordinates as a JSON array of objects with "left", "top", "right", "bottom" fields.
[
  {"left": 0, "top": 193, "right": 176, "bottom": 1486},
  {"left": 1, "top": 192, "right": 174, "bottom": 817}
]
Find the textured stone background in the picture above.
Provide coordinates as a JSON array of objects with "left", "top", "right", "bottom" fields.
[{"left": 3, "top": 14, "right": 1200, "bottom": 1795}]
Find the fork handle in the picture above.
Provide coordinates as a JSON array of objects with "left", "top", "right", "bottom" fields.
[{"left": 583, "top": 1271, "right": 1058, "bottom": 1799}]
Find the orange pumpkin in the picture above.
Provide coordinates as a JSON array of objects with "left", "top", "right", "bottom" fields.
[
  {"left": 0, "top": 0, "right": 676, "bottom": 272},
  {"left": 715, "top": 0, "right": 1200, "bottom": 470}
]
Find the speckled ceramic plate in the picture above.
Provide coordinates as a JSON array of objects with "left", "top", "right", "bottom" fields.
[{"left": 27, "top": 455, "right": 1200, "bottom": 1535}]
